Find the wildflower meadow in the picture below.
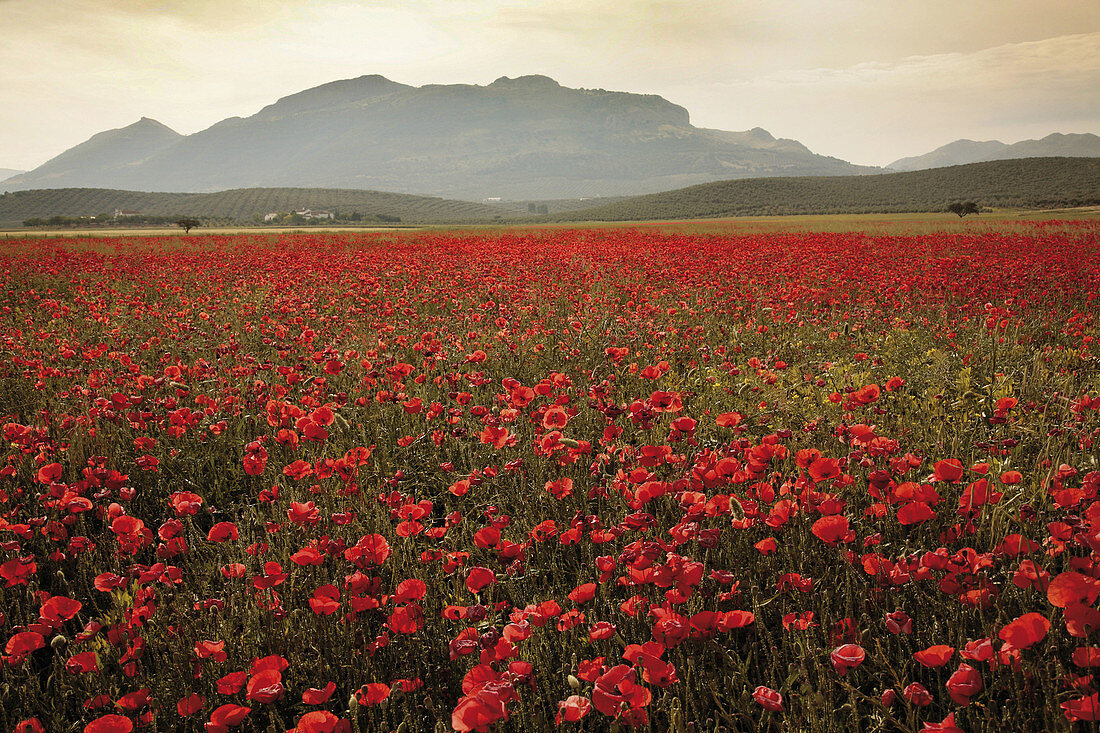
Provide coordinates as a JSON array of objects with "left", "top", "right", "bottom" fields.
[{"left": 1, "top": 223, "right": 1099, "bottom": 732}]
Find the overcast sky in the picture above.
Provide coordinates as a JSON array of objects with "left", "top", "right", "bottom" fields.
[{"left": 1, "top": 0, "right": 1097, "bottom": 170}]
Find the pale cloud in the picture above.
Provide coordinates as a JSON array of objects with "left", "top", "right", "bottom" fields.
[
  {"left": 1, "top": 0, "right": 1098, "bottom": 171},
  {"left": 685, "top": 33, "right": 1100, "bottom": 165}
]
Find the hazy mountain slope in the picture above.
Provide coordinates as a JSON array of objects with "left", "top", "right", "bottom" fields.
[
  {"left": 6, "top": 75, "right": 877, "bottom": 199},
  {"left": 888, "top": 133, "right": 1100, "bottom": 171},
  {"left": 559, "top": 158, "right": 1100, "bottom": 221},
  {"left": 1, "top": 119, "right": 182, "bottom": 189},
  {"left": 0, "top": 168, "right": 24, "bottom": 183}
]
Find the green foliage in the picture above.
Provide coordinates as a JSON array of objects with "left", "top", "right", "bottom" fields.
[
  {"left": 947, "top": 201, "right": 980, "bottom": 218},
  {"left": 561, "top": 158, "right": 1100, "bottom": 222},
  {"left": 0, "top": 187, "right": 515, "bottom": 227}
]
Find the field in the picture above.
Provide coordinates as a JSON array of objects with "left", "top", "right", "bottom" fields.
[
  {"left": 0, "top": 221, "right": 1099, "bottom": 732},
  {"left": 555, "top": 157, "right": 1100, "bottom": 222}
]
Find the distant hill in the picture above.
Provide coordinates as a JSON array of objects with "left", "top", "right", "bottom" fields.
[
  {"left": 888, "top": 133, "right": 1100, "bottom": 171},
  {"left": 558, "top": 158, "right": 1100, "bottom": 221},
  {"left": 0, "top": 168, "right": 25, "bottom": 183},
  {"left": 0, "top": 187, "right": 519, "bottom": 227},
  {"left": 2, "top": 74, "right": 877, "bottom": 199}
]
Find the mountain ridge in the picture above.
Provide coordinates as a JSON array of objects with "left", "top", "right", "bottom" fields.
[
  {"left": 888, "top": 132, "right": 1100, "bottom": 171},
  {"left": 3, "top": 74, "right": 877, "bottom": 199}
]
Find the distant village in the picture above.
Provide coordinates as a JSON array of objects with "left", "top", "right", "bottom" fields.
[{"left": 260, "top": 208, "right": 401, "bottom": 224}]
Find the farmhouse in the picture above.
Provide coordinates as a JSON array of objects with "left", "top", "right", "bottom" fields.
[
  {"left": 113, "top": 208, "right": 141, "bottom": 219},
  {"left": 294, "top": 208, "right": 334, "bottom": 220}
]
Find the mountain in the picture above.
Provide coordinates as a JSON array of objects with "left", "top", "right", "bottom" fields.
[
  {"left": 1, "top": 118, "right": 182, "bottom": 190},
  {"left": 558, "top": 158, "right": 1100, "bottom": 221},
  {"left": 0, "top": 168, "right": 25, "bottom": 183},
  {"left": 888, "top": 133, "right": 1100, "bottom": 171},
  {"left": 4, "top": 75, "right": 876, "bottom": 199}
]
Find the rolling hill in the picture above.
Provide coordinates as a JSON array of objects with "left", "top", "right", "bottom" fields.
[
  {"left": 0, "top": 187, "right": 519, "bottom": 227},
  {"left": 0, "top": 168, "right": 25, "bottom": 183},
  {"left": 557, "top": 157, "right": 1100, "bottom": 221},
  {"left": 2, "top": 75, "right": 877, "bottom": 199},
  {"left": 888, "top": 133, "right": 1100, "bottom": 171}
]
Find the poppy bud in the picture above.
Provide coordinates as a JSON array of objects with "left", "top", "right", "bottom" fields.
[{"left": 568, "top": 675, "right": 582, "bottom": 691}]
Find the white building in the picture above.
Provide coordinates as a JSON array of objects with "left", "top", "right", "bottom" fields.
[{"left": 294, "top": 209, "right": 334, "bottom": 220}]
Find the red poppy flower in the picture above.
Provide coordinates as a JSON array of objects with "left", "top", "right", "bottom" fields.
[
  {"left": 933, "top": 459, "right": 964, "bottom": 483},
  {"left": 66, "top": 650, "right": 100, "bottom": 674},
  {"left": 308, "top": 585, "right": 340, "bottom": 615},
  {"left": 357, "top": 683, "right": 391, "bottom": 705},
  {"left": 998, "top": 612, "right": 1050, "bottom": 650},
  {"left": 830, "top": 644, "right": 865, "bottom": 675},
  {"left": 246, "top": 669, "right": 285, "bottom": 704},
  {"left": 811, "top": 515, "right": 850, "bottom": 545},
  {"left": 6, "top": 631, "right": 44, "bottom": 657},
  {"left": 217, "top": 671, "right": 247, "bottom": 695},
  {"left": 884, "top": 610, "right": 913, "bottom": 635},
  {"left": 944, "top": 663, "right": 982, "bottom": 706},
  {"left": 716, "top": 412, "right": 742, "bottom": 428},
  {"left": 83, "top": 715, "right": 133, "bottom": 733},
  {"left": 922, "top": 713, "right": 965, "bottom": 732},
  {"left": 752, "top": 686, "right": 783, "bottom": 712},
  {"left": 897, "top": 502, "right": 935, "bottom": 525},
  {"left": 1073, "top": 647, "right": 1100, "bottom": 668},
  {"left": 913, "top": 645, "right": 954, "bottom": 668},
  {"left": 555, "top": 695, "right": 592, "bottom": 724},
  {"left": 465, "top": 566, "right": 497, "bottom": 594},
  {"left": 41, "top": 595, "right": 82, "bottom": 624},
  {"left": 592, "top": 665, "right": 650, "bottom": 717},
  {"left": 393, "top": 578, "right": 427, "bottom": 604},
  {"left": 114, "top": 689, "right": 151, "bottom": 711},
  {"left": 206, "top": 522, "right": 239, "bottom": 542},
  {"left": 388, "top": 604, "right": 425, "bottom": 634},
  {"left": 36, "top": 462, "right": 63, "bottom": 485},
  {"left": 295, "top": 711, "right": 351, "bottom": 733},
  {"left": 1048, "top": 571, "right": 1100, "bottom": 608},
  {"left": 589, "top": 621, "right": 616, "bottom": 642},
  {"left": 344, "top": 534, "right": 391, "bottom": 567},
  {"left": 209, "top": 703, "right": 251, "bottom": 727},
  {"left": 903, "top": 682, "right": 932, "bottom": 706},
  {"left": 177, "top": 693, "right": 203, "bottom": 717},
  {"left": 1063, "top": 693, "right": 1100, "bottom": 722},
  {"left": 808, "top": 458, "right": 842, "bottom": 483}
]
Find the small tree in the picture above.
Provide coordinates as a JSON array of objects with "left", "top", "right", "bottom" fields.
[
  {"left": 947, "top": 201, "right": 979, "bottom": 218},
  {"left": 176, "top": 218, "right": 200, "bottom": 233}
]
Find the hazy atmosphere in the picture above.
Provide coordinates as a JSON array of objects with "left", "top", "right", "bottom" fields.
[{"left": 1, "top": 0, "right": 1098, "bottom": 172}]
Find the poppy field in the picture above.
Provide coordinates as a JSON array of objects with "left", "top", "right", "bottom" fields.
[{"left": 2, "top": 223, "right": 1100, "bottom": 732}]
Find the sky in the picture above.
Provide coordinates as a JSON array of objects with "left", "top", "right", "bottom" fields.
[{"left": 1, "top": 0, "right": 1098, "bottom": 170}]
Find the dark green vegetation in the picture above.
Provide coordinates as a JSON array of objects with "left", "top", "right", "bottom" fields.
[
  {"left": 2, "top": 75, "right": 874, "bottom": 199},
  {"left": 4, "top": 157, "right": 1098, "bottom": 229},
  {"left": 0, "top": 187, "right": 516, "bottom": 227},
  {"left": 559, "top": 157, "right": 1100, "bottom": 221}
]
